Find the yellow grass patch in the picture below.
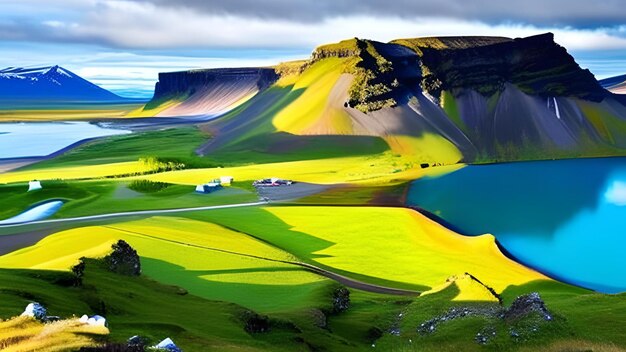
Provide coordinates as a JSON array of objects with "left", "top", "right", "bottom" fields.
[
  {"left": 272, "top": 58, "right": 353, "bottom": 134},
  {"left": 0, "top": 161, "right": 153, "bottom": 184},
  {"left": 0, "top": 316, "right": 108, "bottom": 352},
  {"left": 383, "top": 134, "right": 463, "bottom": 164},
  {"left": 141, "top": 153, "right": 463, "bottom": 186},
  {"left": 264, "top": 206, "right": 545, "bottom": 293}
]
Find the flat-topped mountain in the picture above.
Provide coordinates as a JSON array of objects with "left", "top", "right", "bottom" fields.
[{"left": 140, "top": 33, "right": 626, "bottom": 163}]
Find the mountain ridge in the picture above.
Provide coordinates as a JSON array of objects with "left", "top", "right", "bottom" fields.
[
  {"left": 141, "top": 33, "right": 626, "bottom": 164},
  {"left": 0, "top": 65, "right": 127, "bottom": 102}
]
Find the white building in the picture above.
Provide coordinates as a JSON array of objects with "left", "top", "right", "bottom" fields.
[
  {"left": 195, "top": 181, "right": 222, "bottom": 193},
  {"left": 28, "top": 180, "right": 42, "bottom": 192},
  {"left": 220, "top": 176, "right": 234, "bottom": 185}
]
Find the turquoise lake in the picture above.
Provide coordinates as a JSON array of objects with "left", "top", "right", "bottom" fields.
[{"left": 407, "top": 157, "right": 626, "bottom": 293}]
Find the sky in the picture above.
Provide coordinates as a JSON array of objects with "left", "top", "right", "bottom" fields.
[{"left": 1, "top": 0, "right": 626, "bottom": 98}]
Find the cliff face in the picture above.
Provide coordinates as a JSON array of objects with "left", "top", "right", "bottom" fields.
[
  {"left": 152, "top": 67, "right": 278, "bottom": 101},
  {"left": 143, "top": 67, "right": 278, "bottom": 117},
  {"left": 418, "top": 33, "right": 607, "bottom": 101}
]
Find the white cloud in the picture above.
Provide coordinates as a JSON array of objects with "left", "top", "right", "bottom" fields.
[{"left": 28, "top": 1, "right": 626, "bottom": 51}]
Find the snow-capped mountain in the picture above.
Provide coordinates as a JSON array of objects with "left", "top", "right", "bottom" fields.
[{"left": 0, "top": 65, "right": 125, "bottom": 102}]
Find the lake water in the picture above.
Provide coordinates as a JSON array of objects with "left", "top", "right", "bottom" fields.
[
  {"left": 407, "top": 157, "right": 626, "bottom": 293},
  {"left": 0, "top": 200, "right": 63, "bottom": 225},
  {"left": 0, "top": 122, "right": 129, "bottom": 159}
]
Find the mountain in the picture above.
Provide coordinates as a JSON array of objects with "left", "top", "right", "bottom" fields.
[
  {"left": 600, "top": 74, "right": 626, "bottom": 94},
  {"left": 142, "top": 33, "right": 626, "bottom": 164},
  {"left": 130, "top": 67, "right": 277, "bottom": 117},
  {"left": 0, "top": 65, "right": 125, "bottom": 102}
]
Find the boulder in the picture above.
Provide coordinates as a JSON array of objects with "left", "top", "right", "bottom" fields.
[
  {"left": 21, "top": 302, "right": 47, "bottom": 321},
  {"left": 154, "top": 337, "right": 182, "bottom": 352},
  {"left": 79, "top": 314, "right": 107, "bottom": 327},
  {"left": 332, "top": 287, "right": 350, "bottom": 313},
  {"left": 504, "top": 292, "right": 552, "bottom": 321}
]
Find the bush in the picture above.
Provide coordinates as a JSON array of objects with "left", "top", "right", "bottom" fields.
[
  {"left": 127, "top": 180, "right": 171, "bottom": 193},
  {"left": 104, "top": 240, "right": 141, "bottom": 276},
  {"left": 71, "top": 258, "right": 86, "bottom": 286},
  {"left": 242, "top": 310, "right": 270, "bottom": 333},
  {"left": 332, "top": 287, "right": 350, "bottom": 314}
]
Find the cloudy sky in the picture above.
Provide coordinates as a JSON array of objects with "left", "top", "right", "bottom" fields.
[{"left": 2, "top": 0, "right": 626, "bottom": 98}]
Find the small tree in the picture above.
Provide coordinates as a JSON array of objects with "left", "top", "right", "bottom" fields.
[
  {"left": 104, "top": 240, "right": 141, "bottom": 276},
  {"left": 70, "top": 257, "right": 86, "bottom": 286}
]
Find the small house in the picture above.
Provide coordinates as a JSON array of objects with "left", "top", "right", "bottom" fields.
[
  {"left": 195, "top": 181, "right": 222, "bottom": 194},
  {"left": 220, "top": 176, "right": 234, "bottom": 185},
  {"left": 28, "top": 180, "right": 42, "bottom": 192}
]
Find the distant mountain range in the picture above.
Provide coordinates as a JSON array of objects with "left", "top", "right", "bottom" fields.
[
  {"left": 0, "top": 65, "right": 126, "bottom": 102},
  {"left": 600, "top": 74, "right": 626, "bottom": 94}
]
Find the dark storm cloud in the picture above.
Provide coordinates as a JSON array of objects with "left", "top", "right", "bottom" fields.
[{"left": 131, "top": 0, "right": 626, "bottom": 27}]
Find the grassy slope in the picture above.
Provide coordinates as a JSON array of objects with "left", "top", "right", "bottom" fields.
[
  {"left": 0, "top": 216, "right": 329, "bottom": 313},
  {"left": 272, "top": 58, "right": 353, "bottom": 134},
  {"left": 27, "top": 127, "right": 213, "bottom": 169},
  {"left": 183, "top": 206, "right": 544, "bottom": 294},
  {"left": 0, "top": 316, "right": 109, "bottom": 351},
  {"left": 0, "top": 180, "right": 257, "bottom": 220}
]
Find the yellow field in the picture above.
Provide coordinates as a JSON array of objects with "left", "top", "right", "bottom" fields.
[
  {"left": 0, "top": 217, "right": 327, "bottom": 311},
  {"left": 264, "top": 206, "right": 546, "bottom": 295},
  {"left": 383, "top": 134, "right": 463, "bottom": 165},
  {"left": 0, "top": 316, "right": 108, "bottom": 352},
  {"left": 143, "top": 154, "right": 461, "bottom": 186},
  {"left": 0, "top": 161, "right": 153, "bottom": 184}
]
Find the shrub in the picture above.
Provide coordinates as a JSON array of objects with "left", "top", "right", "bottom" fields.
[
  {"left": 104, "top": 240, "right": 141, "bottom": 276},
  {"left": 128, "top": 180, "right": 171, "bottom": 193},
  {"left": 332, "top": 287, "right": 350, "bottom": 314}
]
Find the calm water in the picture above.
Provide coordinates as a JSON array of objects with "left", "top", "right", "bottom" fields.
[
  {"left": 0, "top": 122, "right": 129, "bottom": 159},
  {"left": 0, "top": 200, "right": 63, "bottom": 225},
  {"left": 407, "top": 157, "right": 626, "bottom": 293}
]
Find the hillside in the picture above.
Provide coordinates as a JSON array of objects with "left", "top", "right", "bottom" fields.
[
  {"left": 0, "top": 66, "right": 126, "bottom": 102},
  {"left": 170, "top": 33, "right": 626, "bottom": 164},
  {"left": 131, "top": 67, "right": 278, "bottom": 117}
]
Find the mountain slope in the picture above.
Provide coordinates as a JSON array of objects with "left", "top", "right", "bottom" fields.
[
  {"left": 161, "top": 33, "right": 626, "bottom": 164},
  {"left": 0, "top": 66, "right": 125, "bottom": 102},
  {"left": 131, "top": 67, "right": 278, "bottom": 117}
]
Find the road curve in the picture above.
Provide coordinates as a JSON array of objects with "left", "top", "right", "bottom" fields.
[
  {"left": 0, "top": 201, "right": 266, "bottom": 228},
  {"left": 0, "top": 201, "right": 421, "bottom": 296},
  {"left": 105, "top": 225, "right": 422, "bottom": 297}
]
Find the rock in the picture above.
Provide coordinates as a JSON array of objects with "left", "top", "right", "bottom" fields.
[
  {"left": 80, "top": 314, "right": 107, "bottom": 327},
  {"left": 127, "top": 335, "right": 147, "bottom": 347},
  {"left": 154, "top": 337, "right": 182, "bottom": 352},
  {"left": 332, "top": 287, "right": 350, "bottom": 313},
  {"left": 504, "top": 292, "right": 552, "bottom": 321},
  {"left": 21, "top": 302, "right": 47, "bottom": 321},
  {"left": 105, "top": 240, "right": 141, "bottom": 276}
]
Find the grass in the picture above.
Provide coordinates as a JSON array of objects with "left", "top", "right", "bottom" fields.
[
  {"left": 0, "top": 103, "right": 144, "bottom": 121},
  {"left": 0, "top": 179, "right": 257, "bottom": 220},
  {"left": 0, "top": 316, "right": 109, "bottom": 352},
  {"left": 184, "top": 206, "right": 545, "bottom": 293},
  {"left": 272, "top": 58, "right": 353, "bottom": 134},
  {"left": 27, "top": 127, "right": 213, "bottom": 169},
  {"left": 0, "top": 216, "right": 331, "bottom": 313}
]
